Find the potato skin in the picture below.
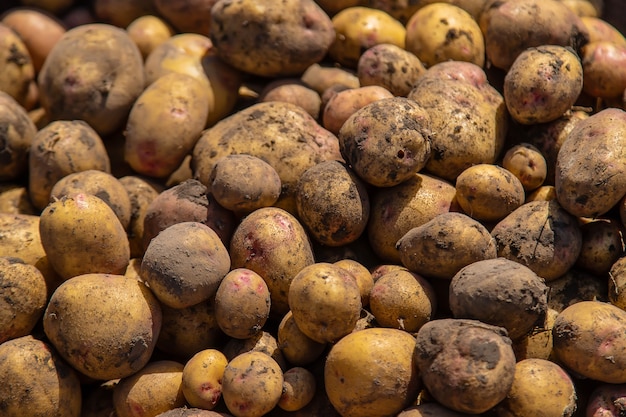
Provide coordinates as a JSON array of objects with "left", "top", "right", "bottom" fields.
[
  {"left": 322, "top": 85, "right": 394, "bottom": 135},
  {"left": 502, "top": 143, "right": 548, "bottom": 191},
  {"left": 277, "top": 310, "right": 326, "bottom": 367},
  {"left": 582, "top": 41, "right": 626, "bottom": 98},
  {"left": 182, "top": 349, "right": 228, "bottom": 410},
  {"left": 126, "top": 14, "right": 174, "bottom": 60},
  {"left": 0, "top": 91, "right": 37, "bottom": 182},
  {"left": 0, "top": 23, "right": 35, "bottom": 108}
]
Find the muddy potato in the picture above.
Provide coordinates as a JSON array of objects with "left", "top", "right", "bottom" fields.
[
  {"left": 300, "top": 63, "right": 360, "bottom": 95},
  {"left": 397, "top": 212, "right": 497, "bottom": 280},
  {"left": 586, "top": 383, "right": 626, "bottom": 417},
  {"left": 38, "top": 23, "right": 144, "bottom": 136},
  {"left": 222, "top": 351, "right": 284, "bottom": 417},
  {"left": 415, "top": 318, "right": 516, "bottom": 414},
  {"left": 504, "top": 45, "right": 584, "bottom": 124},
  {"left": 0, "top": 257, "right": 47, "bottom": 344},
  {"left": 581, "top": 41, "right": 626, "bottom": 99},
  {"left": 277, "top": 310, "right": 327, "bottom": 366},
  {"left": 124, "top": 72, "right": 210, "bottom": 178},
  {"left": 43, "top": 273, "right": 162, "bottom": 380},
  {"left": 126, "top": 14, "right": 175, "bottom": 60},
  {"left": 495, "top": 359, "right": 577, "bottom": 417},
  {"left": 141, "top": 221, "right": 230, "bottom": 309},
  {"left": 549, "top": 267, "right": 608, "bottom": 312},
  {"left": 154, "top": 0, "right": 218, "bottom": 35},
  {"left": 296, "top": 160, "right": 370, "bottom": 247},
  {"left": 328, "top": 7, "right": 406, "bottom": 68},
  {"left": 209, "top": 0, "right": 334, "bottom": 77},
  {"left": 0, "top": 23, "right": 35, "bottom": 108},
  {"left": 28, "top": 120, "right": 111, "bottom": 211},
  {"left": 368, "top": 173, "right": 460, "bottom": 263},
  {"left": 455, "top": 164, "right": 525, "bottom": 222},
  {"left": 405, "top": 3, "right": 485, "bottom": 68},
  {"left": 0, "top": 335, "right": 82, "bottom": 417},
  {"left": 450, "top": 258, "right": 549, "bottom": 340},
  {"left": 325, "top": 327, "right": 420, "bottom": 417},
  {"left": 209, "top": 154, "right": 281, "bottom": 214},
  {"left": 553, "top": 300, "right": 626, "bottom": 383},
  {"left": 609, "top": 256, "right": 626, "bottom": 310},
  {"left": 278, "top": 367, "right": 317, "bottom": 412},
  {"left": 259, "top": 80, "right": 322, "bottom": 120},
  {"left": 0, "top": 91, "right": 37, "bottom": 182},
  {"left": 288, "top": 262, "right": 362, "bottom": 343},
  {"left": 334, "top": 259, "right": 374, "bottom": 307},
  {"left": 322, "top": 85, "right": 394, "bottom": 135},
  {"left": 555, "top": 108, "right": 626, "bottom": 218},
  {"left": 502, "top": 143, "right": 548, "bottom": 191},
  {"left": 576, "top": 218, "right": 625, "bottom": 276},
  {"left": 182, "top": 349, "right": 228, "bottom": 410},
  {"left": 113, "top": 360, "right": 186, "bottom": 417}
]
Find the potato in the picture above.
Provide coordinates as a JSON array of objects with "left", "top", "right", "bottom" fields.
[
  {"left": 0, "top": 90, "right": 37, "bottom": 182},
  {"left": 276, "top": 310, "right": 327, "bottom": 367},
  {"left": 81, "top": 380, "right": 116, "bottom": 417},
  {"left": 561, "top": 0, "right": 601, "bottom": 16},
  {"left": 368, "top": 173, "right": 460, "bottom": 263},
  {"left": 0, "top": 257, "right": 47, "bottom": 344},
  {"left": 328, "top": 7, "right": 406, "bottom": 68},
  {"left": 28, "top": 120, "right": 111, "bottom": 211},
  {"left": 526, "top": 185, "right": 558, "bottom": 203},
  {"left": 124, "top": 72, "right": 210, "bottom": 178},
  {"left": 334, "top": 258, "right": 374, "bottom": 307},
  {"left": 113, "top": 360, "right": 186, "bottom": 417},
  {"left": 278, "top": 367, "right": 317, "bottom": 412},
  {"left": 222, "top": 330, "right": 288, "bottom": 371},
  {"left": 397, "top": 212, "right": 497, "bottom": 280},
  {"left": 581, "top": 16, "right": 626, "bottom": 45},
  {"left": 209, "top": 154, "right": 282, "bottom": 214},
  {"left": 405, "top": 3, "right": 485, "bottom": 68},
  {"left": 0, "top": 23, "right": 35, "bottom": 108},
  {"left": 504, "top": 45, "right": 584, "bottom": 124},
  {"left": 576, "top": 218, "right": 625, "bottom": 276},
  {"left": 479, "top": 0, "right": 589, "bottom": 70},
  {"left": 222, "top": 351, "right": 284, "bottom": 417},
  {"left": 301, "top": 63, "right": 360, "bottom": 95},
  {"left": 296, "top": 160, "right": 370, "bottom": 247},
  {"left": 495, "top": 358, "right": 577, "bottom": 417},
  {"left": 215, "top": 268, "right": 271, "bottom": 339},
  {"left": 491, "top": 199, "right": 583, "bottom": 281},
  {"left": 322, "top": 85, "right": 394, "bottom": 135},
  {"left": 512, "top": 307, "right": 559, "bottom": 361},
  {"left": 555, "top": 108, "right": 626, "bottom": 218},
  {"left": 141, "top": 221, "right": 231, "bottom": 309},
  {"left": 552, "top": 300, "right": 626, "bottom": 383},
  {"left": 0, "top": 335, "right": 82, "bottom": 417},
  {"left": 39, "top": 193, "right": 130, "bottom": 280},
  {"left": 38, "top": 23, "right": 144, "bottom": 136},
  {"left": 450, "top": 258, "right": 549, "bottom": 340},
  {"left": 43, "top": 273, "right": 162, "bottom": 380},
  {"left": 259, "top": 80, "right": 322, "bottom": 120},
  {"left": 397, "top": 403, "right": 470, "bottom": 417},
  {"left": 0, "top": 183, "right": 36, "bottom": 214},
  {"left": 126, "top": 14, "right": 175, "bottom": 60},
  {"left": 1, "top": 8, "right": 66, "bottom": 73},
  {"left": 288, "top": 262, "right": 362, "bottom": 343},
  {"left": 502, "top": 143, "right": 548, "bottom": 191},
  {"left": 586, "top": 383, "right": 626, "bottom": 417},
  {"left": 49, "top": 169, "right": 132, "bottom": 230},
  {"left": 415, "top": 318, "right": 516, "bottom": 414},
  {"left": 157, "top": 410, "right": 233, "bottom": 417},
  {"left": 192, "top": 101, "right": 342, "bottom": 214},
  {"left": 324, "top": 327, "right": 420, "bottom": 417},
  {"left": 154, "top": 0, "right": 218, "bottom": 35},
  {"left": 93, "top": 0, "right": 158, "bottom": 28},
  {"left": 549, "top": 267, "right": 608, "bottom": 312},
  {"left": 209, "top": 0, "right": 335, "bottom": 77},
  {"left": 581, "top": 41, "right": 626, "bottom": 99},
  {"left": 20, "top": 0, "right": 75, "bottom": 14},
  {"left": 182, "top": 349, "right": 228, "bottom": 410}
]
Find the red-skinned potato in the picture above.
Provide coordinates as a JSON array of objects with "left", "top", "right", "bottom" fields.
[{"left": 581, "top": 40, "right": 626, "bottom": 99}]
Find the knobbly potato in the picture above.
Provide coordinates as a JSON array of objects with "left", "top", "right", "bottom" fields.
[
  {"left": 555, "top": 108, "right": 626, "bottom": 218},
  {"left": 222, "top": 330, "right": 288, "bottom": 371},
  {"left": 450, "top": 258, "right": 549, "bottom": 340},
  {"left": 43, "top": 273, "right": 162, "bottom": 380},
  {"left": 491, "top": 199, "right": 583, "bottom": 281},
  {"left": 209, "top": 0, "right": 335, "bottom": 77},
  {"left": 576, "top": 218, "right": 625, "bottom": 276},
  {"left": 141, "top": 221, "right": 231, "bottom": 309},
  {"left": 259, "top": 80, "right": 322, "bottom": 120},
  {"left": 0, "top": 335, "right": 82, "bottom": 417},
  {"left": 334, "top": 258, "right": 374, "bottom": 307},
  {"left": 504, "top": 45, "right": 584, "bottom": 124},
  {"left": 502, "top": 143, "right": 548, "bottom": 191},
  {"left": 222, "top": 351, "right": 284, "bottom": 417},
  {"left": 0, "top": 91, "right": 37, "bottom": 182},
  {"left": 126, "top": 14, "right": 175, "bottom": 60},
  {"left": 324, "top": 328, "right": 420, "bottom": 417},
  {"left": 229, "top": 206, "right": 315, "bottom": 316},
  {"left": 182, "top": 349, "right": 228, "bottom": 410},
  {"left": 28, "top": 119, "right": 110, "bottom": 211},
  {"left": 39, "top": 193, "right": 130, "bottom": 280},
  {"left": 277, "top": 310, "right": 327, "bottom": 366},
  {"left": 154, "top": 0, "right": 217, "bottom": 35},
  {"left": 339, "top": 97, "right": 432, "bottom": 187},
  {"left": 0, "top": 257, "right": 47, "bottom": 344},
  {"left": 296, "top": 160, "right": 370, "bottom": 247},
  {"left": 215, "top": 268, "right": 271, "bottom": 339},
  {"left": 113, "top": 360, "right": 186, "bottom": 417},
  {"left": 357, "top": 43, "right": 426, "bottom": 97},
  {"left": 328, "top": 7, "right": 406, "bottom": 68},
  {"left": 38, "top": 23, "right": 145, "bottom": 136},
  {"left": 322, "top": 85, "right": 394, "bottom": 135},
  {"left": 124, "top": 72, "right": 210, "bottom": 178},
  {"left": 300, "top": 63, "right": 360, "bottom": 95},
  {"left": 288, "top": 262, "right": 362, "bottom": 343},
  {"left": 0, "top": 23, "right": 35, "bottom": 108},
  {"left": 278, "top": 367, "right": 317, "bottom": 412},
  {"left": 405, "top": 3, "right": 485, "bottom": 68},
  {"left": 209, "top": 154, "right": 282, "bottom": 214},
  {"left": 368, "top": 173, "right": 460, "bottom": 263},
  {"left": 397, "top": 212, "right": 497, "bottom": 280},
  {"left": 455, "top": 164, "right": 526, "bottom": 222},
  {"left": 581, "top": 41, "right": 626, "bottom": 99},
  {"left": 415, "top": 318, "right": 516, "bottom": 414},
  {"left": 553, "top": 300, "right": 626, "bottom": 383}
]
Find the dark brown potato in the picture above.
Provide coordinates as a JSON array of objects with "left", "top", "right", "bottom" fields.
[
  {"left": 94, "top": 0, "right": 158, "bottom": 28},
  {"left": 548, "top": 267, "right": 608, "bottom": 312},
  {"left": 576, "top": 218, "right": 625, "bottom": 276},
  {"left": 154, "top": 0, "right": 218, "bottom": 35}
]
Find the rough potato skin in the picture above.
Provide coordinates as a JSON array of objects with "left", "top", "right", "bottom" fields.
[
  {"left": 0, "top": 91, "right": 37, "bottom": 181},
  {"left": 0, "top": 23, "right": 34, "bottom": 108},
  {"left": 210, "top": 0, "right": 335, "bottom": 77},
  {"left": 414, "top": 318, "right": 516, "bottom": 414}
]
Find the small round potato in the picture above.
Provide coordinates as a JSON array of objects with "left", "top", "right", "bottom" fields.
[
  {"left": 334, "top": 258, "right": 374, "bottom": 307},
  {"left": 576, "top": 218, "right": 625, "bottom": 276},
  {"left": 277, "top": 310, "right": 327, "bottom": 366},
  {"left": 322, "top": 85, "right": 393, "bottom": 135},
  {"left": 278, "top": 367, "right": 317, "bottom": 412},
  {"left": 502, "top": 143, "right": 548, "bottom": 191},
  {"left": 126, "top": 14, "right": 174, "bottom": 60},
  {"left": 259, "top": 80, "right": 322, "bottom": 120},
  {"left": 182, "top": 349, "right": 228, "bottom": 410}
]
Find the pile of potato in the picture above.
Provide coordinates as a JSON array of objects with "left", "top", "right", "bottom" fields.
[{"left": 2, "top": 0, "right": 626, "bottom": 416}]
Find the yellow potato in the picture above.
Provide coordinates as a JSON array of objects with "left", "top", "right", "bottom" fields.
[
  {"left": 182, "top": 349, "right": 228, "bottom": 410},
  {"left": 278, "top": 367, "right": 317, "bottom": 412}
]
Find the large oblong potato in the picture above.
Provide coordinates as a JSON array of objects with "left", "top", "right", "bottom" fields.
[{"left": 209, "top": 0, "right": 335, "bottom": 77}]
